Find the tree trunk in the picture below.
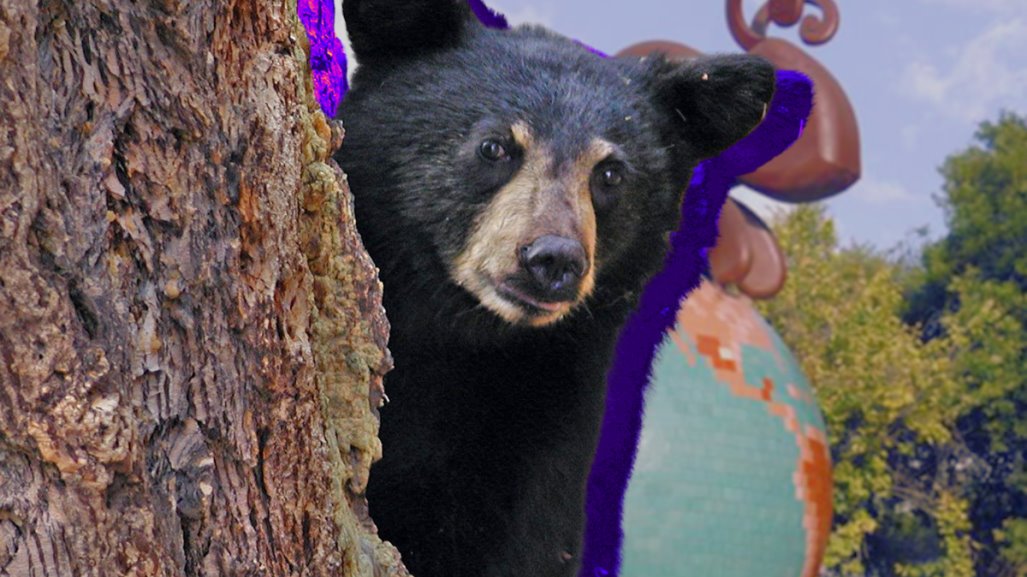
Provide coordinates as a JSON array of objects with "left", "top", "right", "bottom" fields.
[{"left": 0, "top": 1, "right": 405, "bottom": 575}]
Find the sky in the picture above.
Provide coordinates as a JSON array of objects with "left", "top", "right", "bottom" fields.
[{"left": 337, "top": 0, "right": 1027, "bottom": 252}]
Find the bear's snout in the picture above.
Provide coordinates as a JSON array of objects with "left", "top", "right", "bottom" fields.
[{"left": 518, "top": 235, "right": 588, "bottom": 302}]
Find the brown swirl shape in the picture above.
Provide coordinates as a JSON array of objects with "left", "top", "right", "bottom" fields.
[{"left": 728, "top": 0, "right": 840, "bottom": 49}]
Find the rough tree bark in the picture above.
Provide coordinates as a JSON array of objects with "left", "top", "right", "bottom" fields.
[{"left": 0, "top": 1, "right": 406, "bottom": 575}]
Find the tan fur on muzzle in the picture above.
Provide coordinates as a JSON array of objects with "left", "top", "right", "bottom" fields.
[{"left": 452, "top": 122, "right": 614, "bottom": 326}]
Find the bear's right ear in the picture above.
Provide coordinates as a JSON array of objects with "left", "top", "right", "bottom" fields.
[{"left": 343, "top": 0, "right": 473, "bottom": 62}]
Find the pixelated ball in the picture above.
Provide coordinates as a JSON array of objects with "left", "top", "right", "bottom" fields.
[{"left": 621, "top": 279, "right": 832, "bottom": 577}]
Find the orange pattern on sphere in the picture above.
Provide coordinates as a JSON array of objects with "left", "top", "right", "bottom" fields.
[{"left": 674, "top": 281, "right": 833, "bottom": 577}]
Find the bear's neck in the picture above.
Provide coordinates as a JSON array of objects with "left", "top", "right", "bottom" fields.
[
  {"left": 366, "top": 238, "right": 668, "bottom": 576},
  {"left": 372, "top": 286, "right": 623, "bottom": 576}
]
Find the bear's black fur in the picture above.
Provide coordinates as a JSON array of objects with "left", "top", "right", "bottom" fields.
[{"left": 335, "top": 1, "right": 775, "bottom": 575}]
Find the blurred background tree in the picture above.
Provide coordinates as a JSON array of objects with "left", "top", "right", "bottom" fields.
[{"left": 755, "top": 113, "right": 1027, "bottom": 577}]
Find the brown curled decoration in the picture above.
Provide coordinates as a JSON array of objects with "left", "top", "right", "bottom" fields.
[
  {"left": 753, "top": 0, "right": 840, "bottom": 45},
  {"left": 727, "top": 0, "right": 764, "bottom": 50},
  {"left": 798, "top": 0, "right": 840, "bottom": 45},
  {"left": 730, "top": 0, "right": 840, "bottom": 49}
]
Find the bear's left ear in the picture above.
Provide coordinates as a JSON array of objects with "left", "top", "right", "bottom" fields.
[
  {"left": 344, "top": 0, "right": 473, "bottom": 63},
  {"left": 649, "top": 54, "right": 776, "bottom": 160}
]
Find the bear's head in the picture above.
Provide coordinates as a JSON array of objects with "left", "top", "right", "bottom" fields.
[{"left": 337, "top": 0, "right": 775, "bottom": 331}]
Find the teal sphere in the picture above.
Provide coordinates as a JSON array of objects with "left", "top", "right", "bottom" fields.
[{"left": 621, "top": 280, "right": 832, "bottom": 577}]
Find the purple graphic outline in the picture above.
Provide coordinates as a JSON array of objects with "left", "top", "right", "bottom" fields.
[
  {"left": 298, "top": 0, "right": 347, "bottom": 116},
  {"left": 581, "top": 73, "right": 812, "bottom": 576}
]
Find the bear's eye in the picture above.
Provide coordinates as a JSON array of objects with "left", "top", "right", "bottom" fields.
[
  {"left": 599, "top": 167, "right": 623, "bottom": 187},
  {"left": 478, "top": 139, "right": 510, "bottom": 162},
  {"left": 591, "top": 163, "right": 627, "bottom": 209}
]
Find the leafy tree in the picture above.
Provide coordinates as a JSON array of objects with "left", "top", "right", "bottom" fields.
[
  {"left": 756, "top": 205, "right": 967, "bottom": 576},
  {"left": 904, "top": 113, "right": 1027, "bottom": 576},
  {"left": 757, "top": 112, "right": 1027, "bottom": 576}
]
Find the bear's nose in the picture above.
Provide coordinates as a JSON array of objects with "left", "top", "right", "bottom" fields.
[{"left": 518, "top": 235, "right": 588, "bottom": 299}]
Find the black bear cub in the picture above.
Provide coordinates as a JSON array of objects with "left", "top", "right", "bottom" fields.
[{"left": 335, "top": 1, "right": 775, "bottom": 575}]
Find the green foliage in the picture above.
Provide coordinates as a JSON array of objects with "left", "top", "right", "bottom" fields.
[
  {"left": 905, "top": 112, "right": 1027, "bottom": 576},
  {"left": 757, "top": 205, "right": 964, "bottom": 576},
  {"left": 906, "top": 113, "right": 1027, "bottom": 331},
  {"left": 757, "top": 112, "right": 1027, "bottom": 576},
  {"left": 996, "top": 519, "right": 1027, "bottom": 576},
  {"left": 938, "top": 114, "right": 1027, "bottom": 289}
]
